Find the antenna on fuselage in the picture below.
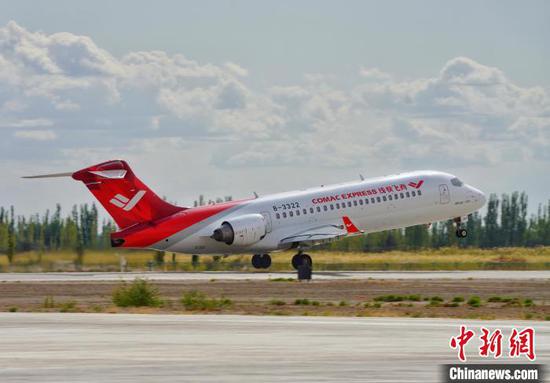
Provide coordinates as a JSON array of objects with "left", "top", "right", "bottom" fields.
[
  {"left": 253, "top": 192, "right": 259, "bottom": 198},
  {"left": 359, "top": 174, "right": 365, "bottom": 181}
]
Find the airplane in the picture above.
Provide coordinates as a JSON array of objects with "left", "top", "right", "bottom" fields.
[{"left": 25, "top": 160, "right": 486, "bottom": 270}]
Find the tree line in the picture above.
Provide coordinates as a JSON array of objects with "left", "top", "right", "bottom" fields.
[{"left": 0, "top": 192, "right": 549, "bottom": 263}]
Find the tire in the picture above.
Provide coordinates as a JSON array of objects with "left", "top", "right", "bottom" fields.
[
  {"left": 291, "top": 253, "right": 312, "bottom": 270},
  {"left": 460, "top": 228, "right": 468, "bottom": 238},
  {"left": 291, "top": 254, "right": 303, "bottom": 270},
  {"left": 260, "top": 254, "right": 271, "bottom": 269},
  {"left": 251, "top": 254, "right": 262, "bottom": 269}
]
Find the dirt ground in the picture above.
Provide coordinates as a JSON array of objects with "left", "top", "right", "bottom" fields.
[{"left": 0, "top": 278, "right": 549, "bottom": 320}]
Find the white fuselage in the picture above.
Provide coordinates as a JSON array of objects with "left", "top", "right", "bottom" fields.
[{"left": 156, "top": 171, "right": 485, "bottom": 254}]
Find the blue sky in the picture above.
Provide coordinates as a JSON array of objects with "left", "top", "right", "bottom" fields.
[{"left": 0, "top": 0, "right": 549, "bottom": 216}]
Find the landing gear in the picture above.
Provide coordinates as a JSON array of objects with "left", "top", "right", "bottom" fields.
[
  {"left": 251, "top": 254, "right": 271, "bottom": 269},
  {"left": 291, "top": 253, "right": 312, "bottom": 270},
  {"left": 456, "top": 228, "right": 468, "bottom": 238},
  {"left": 453, "top": 217, "right": 468, "bottom": 238}
]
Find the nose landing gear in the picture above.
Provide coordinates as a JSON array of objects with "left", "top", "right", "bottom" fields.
[
  {"left": 454, "top": 217, "right": 468, "bottom": 238},
  {"left": 251, "top": 254, "right": 271, "bottom": 269}
]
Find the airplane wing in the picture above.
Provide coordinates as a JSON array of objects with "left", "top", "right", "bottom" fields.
[{"left": 280, "top": 216, "right": 363, "bottom": 245}]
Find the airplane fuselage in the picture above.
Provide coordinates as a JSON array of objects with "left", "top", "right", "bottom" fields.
[{"left": 142, "top": 170, "right": 485, "bottom": 254}]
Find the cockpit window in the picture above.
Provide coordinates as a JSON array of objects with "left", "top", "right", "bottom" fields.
[{"left": 450, "top": 177, "right": 463, "bottom": 187}]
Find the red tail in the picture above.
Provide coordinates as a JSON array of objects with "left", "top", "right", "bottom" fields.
[{"left": 72, "top": 160, "right": 184, "bottom": 229}]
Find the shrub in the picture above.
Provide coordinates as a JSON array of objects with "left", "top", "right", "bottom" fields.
[
  {"left": 523, "top": 299, "right": 534, "bottom": 307},
  {"left": 372, "top": 303, "right": 381, "bottom": 308},
  {"left": 444, "top": 302, "right": 460, "bottom": 307},
  {"left": 269, "top": 299, "right": 286, "bottom": 306},
  {"left": 181, "top": 290, "right": 232, "bottom": 310},
  {"left": 452, "top": 296, "right": 465, "bottom": 303},
  {"left": 430, "top": 296, "right": 444, "bottom": 302},
  {"left": 8, "top": 307, "right": 18, "bottom": 312},
  {"left": 488, "top": 296, "right": 502, "bottom": 302},
  {"left": 294, "top": 298, "right": 311, "bottom": 305},
  {"left": 338, "top": 301, "right": 348, "bottom": 307},
  {"left": 59, "top": 301, "right": 77, "bottom": 313},
  {"left": 407, "top": 295, "right": 421, "bottom": 302},
  {"left": 43, "top": 296, "right": 55, "bottom": 308},
  {"left": 374, "top": 295, "right": 403, "bottom": 302},
  {"left": 467, "top": 296, "right": 482, "bottom": 307},
  {"left": 311, "top": 301, "right": 320, "bottom": 306},
  {"left": 112, "top": 278, "right": 163, "bottom": 307}
]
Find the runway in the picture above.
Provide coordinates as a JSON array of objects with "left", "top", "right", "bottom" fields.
[
  {"left": 0, "top": 313, "right": 547, "bottom": 382},
  {"left": 0, "top": 270, "right": 548, "bottom": 282}
]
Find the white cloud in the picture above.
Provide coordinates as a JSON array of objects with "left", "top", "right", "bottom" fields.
[
  {"left": 13, "top": 129, "right": 56, "bottom": 140},
  {"left": 0, "top": 21, "right": 548, "bottom": 175}
]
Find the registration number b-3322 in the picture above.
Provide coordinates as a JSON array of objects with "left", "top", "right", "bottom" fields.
[{"left": 272, "top": 202, "right": 300, "bottom": 212}]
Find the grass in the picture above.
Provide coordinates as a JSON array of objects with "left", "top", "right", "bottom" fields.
[
  {"left": 180, "top": 290, "right": 232, "bottom": 310},
  {"left": 269, "top": 299, "right": 286, "bottom": 306},
  {"left": 467, "top": 296, "right": 482, "bottom": 307},
  {"left": 112, "top": 278, "right": 163, "bottom": 307},
  {"left": 1, "top": 247, "right": 550, "bottom": 272},
  {"left": 452, "top": 296, "right": 465, "bottom": 303},
  {"left": 373, "top": 294, "right": 422, "bottom": 302}
]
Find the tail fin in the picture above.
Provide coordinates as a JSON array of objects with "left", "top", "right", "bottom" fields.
[{"left": 71, "top": 160, "right": 184, "bottom": 229}]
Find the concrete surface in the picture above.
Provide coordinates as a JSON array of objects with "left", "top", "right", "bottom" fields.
[
  {"left": 0, "top": 270, "right": 549, "bottom": 282},
  {"left": 0, "top": 313, "right": 547, "bottom": 382}
]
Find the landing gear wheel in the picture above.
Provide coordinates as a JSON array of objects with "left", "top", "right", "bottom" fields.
[
  {"left": 456, "top": 228, "right": 468, "bottom": 238},
  {"left": 252, "top": 254, "right": 271, "bottom": 269},
  {"left": 291, "top": 253, "right": 312, "bottom": 270}
]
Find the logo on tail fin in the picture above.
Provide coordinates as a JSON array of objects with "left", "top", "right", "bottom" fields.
[{"left": 110, "top": 190, "right": 146, "bottom": 211}]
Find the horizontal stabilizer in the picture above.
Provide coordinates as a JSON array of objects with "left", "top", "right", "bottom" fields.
[{"left": 22, "top": 172, "right": 74, "bottom": 179}]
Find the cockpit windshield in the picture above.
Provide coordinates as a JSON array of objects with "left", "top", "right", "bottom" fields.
[{"left": 450, "top": 177, "right": 463, "bottom": 187}]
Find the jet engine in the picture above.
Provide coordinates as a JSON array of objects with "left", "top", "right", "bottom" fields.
[{"left": 211, "top": 214, "right": 267, "bottom": 246}]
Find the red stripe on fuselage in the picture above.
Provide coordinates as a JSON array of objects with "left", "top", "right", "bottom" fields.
[{"left": 111, "top": 199, "right": 248, "bottom": 248}]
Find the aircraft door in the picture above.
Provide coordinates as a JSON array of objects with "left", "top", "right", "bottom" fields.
[
  {"left": 261, "top": 211, "right": 272, "bottom": 233},
  {"left": 439, "top": 184, "right": 450, "bottom": 204}
]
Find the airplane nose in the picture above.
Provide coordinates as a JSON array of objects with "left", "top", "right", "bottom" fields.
[{"left": 468, "top": 186, "right": 486, "bottom": 207}]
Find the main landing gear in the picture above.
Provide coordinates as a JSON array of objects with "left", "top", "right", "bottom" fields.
[
  {"left": 291, "top": 252, "right": 312, "bottom": 270},
  {"left": 251, "top": 254, "right": 271, "bottom": 269},
  {"left": 454, "top": 217, "right": 468, "bottom": 238}
]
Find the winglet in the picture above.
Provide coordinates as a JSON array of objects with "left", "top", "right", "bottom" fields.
[{"left": 342, "top": 216, "right": 363, "bottom": 234}]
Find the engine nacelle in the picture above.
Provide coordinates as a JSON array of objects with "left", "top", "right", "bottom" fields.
[{"left": 211, "top": 214, "right": 267, "bottom": 246}]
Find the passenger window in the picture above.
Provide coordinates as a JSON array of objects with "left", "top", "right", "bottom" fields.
[
  {"left": 347, "top": 201, "right": 352, "bottom": 207},
  {"left": 310, "top": 207, "right": 314, "bottom": 214},
  {"left": 296, "top": 210, "right": 300, "bottom": 216},
  {"left": 394, "top": 194, "right": 398, "bottom": 200},
  {"left": 359, "top": 199, "right": 363, "bottom": 205},
  {"left": 383, "top": 196, "right": 387, "bottom": 202},
  {"left": 400, "top": 193, "right": 404, "bottom": 199},
  {"left": 303, "top": 208, "right": 307, "bottom": 214},
  {"left": 411, "top": 191, "right": 416, "bottom": 197},
  {"left": 388, "top": 195, "right": 393, "bottom": 201},
  {"left": 323, "top": 206, "right": 328, "bottom": 211},
  {"left": 318, "top": 206, "right": 322, "bottom": 212},
  {"left": 371, "top": 198, "right": 375, "bottom": 203},
  {"left": 417, "top": 190, "right": 422, "bottom": 196},
  {"left": 282, "top": 212, "right": 287, "bottom": 218},
  {"left": 276, "top": 213, "right": 280, "bottom": 219},
  {"left": 289, "top": 211, "right": 294, "bottom": 217},
  {"left": 377, "top": 197, "right": 381, "bottom": 203},
  {"left": 365, "top": 199, "right": 369, "bottom": 204},
  {"left": 330, "top": 204, "right": 334, "bottom": 210},
  {"left": 406, "top": 192, "right": 410, "bottom": 198},
  {"left": 353, "top": 200, "right": 358, "bottom": 206},
  {"left": 336, "top": 203, "right": 340, "bottom": 209}
]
